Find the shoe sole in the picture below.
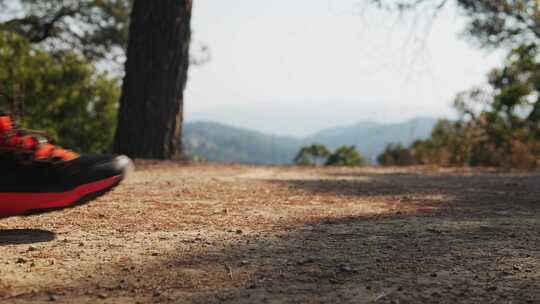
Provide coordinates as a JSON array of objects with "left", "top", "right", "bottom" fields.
[{"left": 0, "top": 175, "right": 124, "bottom": 218}]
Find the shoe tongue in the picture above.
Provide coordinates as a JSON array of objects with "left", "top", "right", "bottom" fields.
[{"left": 0, "top": 115, "right": 13, "bottom": 134}]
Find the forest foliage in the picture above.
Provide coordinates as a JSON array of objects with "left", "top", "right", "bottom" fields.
[
  {"left": 378, "top": 45, "right": 540, "bottom": 169},
  {"left": 0, "top": 0, "right": 126, "bottom": 153},
  {"left": 0, "top": 31, "right": 119, "bottom": 153},
  {"left": 371, "top": 1, "right": 540, "bottom": 169}
]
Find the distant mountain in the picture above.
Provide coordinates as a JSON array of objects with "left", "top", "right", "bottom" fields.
[
  {"left": 183, "top": 117, "right": 439, "bottom": 164},
  {"left": 183, "top": 122, "right": 300, "bottom": 164},
  {"left": 304, "top": 117, "right": 438, "bottom": 162},
  {"left": 187, "top": 100, "right": 449, "bottom": 137},
  {"left": 305, "top": 121, "right": 382, "bottom": 141}
]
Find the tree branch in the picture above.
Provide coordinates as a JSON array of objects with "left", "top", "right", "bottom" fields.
[{"left": 2, "top": 7, "right": 78, "bottom": 43}]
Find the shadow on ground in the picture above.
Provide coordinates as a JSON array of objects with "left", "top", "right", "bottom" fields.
[
  {"left": 0, "top": 229, "right": 56, "bottom": 246},
  {"left": 270, "top": 171, "right": 540, "bottom": 217},
  {"left": 5, "top": 168, "right": 540, "bottom": 303}
]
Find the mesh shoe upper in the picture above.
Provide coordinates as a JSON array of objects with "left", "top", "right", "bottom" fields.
[
  {"left": 0, "top": 114, "right": 79, "bottom": 163},
  {"left": 0, "top": 113, "right": 131, "bottom": 193}
]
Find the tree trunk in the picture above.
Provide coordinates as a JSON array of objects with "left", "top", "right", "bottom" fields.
[{"left": 113, "top": 0, "right": 191, "bottom": 159}]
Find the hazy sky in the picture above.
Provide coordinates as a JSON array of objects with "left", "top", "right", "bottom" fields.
[{"left": 184, "top": 0, "right": 504, "bottom": 136}]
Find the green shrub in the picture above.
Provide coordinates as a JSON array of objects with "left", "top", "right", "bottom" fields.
[
  {"left": 294, "top": 144, "right": 331, "bottom": 166},
  {"left": 326, "top": 145, "right": 365, "bottom": 167}
]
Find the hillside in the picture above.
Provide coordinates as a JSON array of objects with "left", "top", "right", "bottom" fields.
[
  {"left": 183, "top": 118, "right": 438, "bottom": 164},
  {"left": 183, "top": 122, "right": 300, "bottom": 164}
]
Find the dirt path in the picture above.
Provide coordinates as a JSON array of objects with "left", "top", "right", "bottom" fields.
[{"left": 1, "top": 163, "right": 539, "bottom": 303}]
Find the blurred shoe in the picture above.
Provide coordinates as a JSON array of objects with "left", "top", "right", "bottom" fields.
[{"left": 0, "top": 113, "right": 133, "bottom": 218}]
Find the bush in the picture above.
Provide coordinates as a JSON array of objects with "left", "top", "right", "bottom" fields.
[
  {"left": 294, "top": 144, "right": 331, "bottom": 166},
  {"left": 377, "top": 143, "right": 414, "bottom": 166},
  {"left": 294, "top": 144, "right": 365, "bottom": 167},
  {"left": 326, "top": 145, "right": 365, "bottom": 166}
]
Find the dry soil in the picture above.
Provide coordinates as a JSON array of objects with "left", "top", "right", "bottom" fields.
[{"left": 1, "top": 163, "right": 539, "bottom": 303}]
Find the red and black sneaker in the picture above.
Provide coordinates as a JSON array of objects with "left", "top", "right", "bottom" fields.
[{"left": 0, "top": 113, "right": 133, "bottom": 218}]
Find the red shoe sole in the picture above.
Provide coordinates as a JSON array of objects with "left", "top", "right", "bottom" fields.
[{"left": 0, "top": 175, "right": 122, "bottom": 218}]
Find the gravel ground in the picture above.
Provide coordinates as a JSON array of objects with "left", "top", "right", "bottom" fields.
[{"left": 1, "top": 163, "right": 539, "bottom": 303}]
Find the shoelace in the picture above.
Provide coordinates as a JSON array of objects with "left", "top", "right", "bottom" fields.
[{"left": 0, "top": 115, "right": 79, "bottom": 162}]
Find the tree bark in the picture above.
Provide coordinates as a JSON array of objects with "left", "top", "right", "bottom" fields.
[{"left": 113, "top": 0, "right": 191, "bottom": 159}]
